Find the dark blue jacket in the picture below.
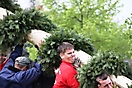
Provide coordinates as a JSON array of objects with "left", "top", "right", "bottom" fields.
[
  {"left": 0, "top": 45, "right": 42, "bottom": 88},
  {"left": 0, "top": 76, "right": 22, "bottom": 88}
]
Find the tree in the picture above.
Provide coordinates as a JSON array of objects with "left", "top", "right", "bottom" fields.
[
  {"left": 42, "top": 0, "right": 120, "bottom": 30},
  {"left": 42, "top": 0, "right": 131, "bottom": 59},
  {"left": 124, "top": 14, "right": 132, "bottom": 59}
]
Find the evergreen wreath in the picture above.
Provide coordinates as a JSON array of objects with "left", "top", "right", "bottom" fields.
[
  {"left": 0, "top": 8, "right": 57, "bottom": 52},
  {"left": 77, "top": 51, "right": 132, "bottom": 88},
  {"left": 38, "top": 29, "right": 94, "bottom": 76}
]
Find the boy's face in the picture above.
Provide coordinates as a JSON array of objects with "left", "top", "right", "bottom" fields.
[
  {"left": 98, "top": 77, "right": 113, "bottom": 88},
  {"left": 60, "top": 48, "right": 75, "bottom": 63},
  {"left": 0, "top": 54, "right": 7, "bottom": 64}
]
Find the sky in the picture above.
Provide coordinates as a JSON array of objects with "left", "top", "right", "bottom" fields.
[
  {"left": 17, "top": 0, "right": 132, "bottom": 24},
  {"left": 113, "top": 0, "right": 132, "bottom": 24}
]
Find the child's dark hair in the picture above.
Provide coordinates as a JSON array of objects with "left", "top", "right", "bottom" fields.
[
  {"left": 57, "top": 42, "right": 74, "bottom": 54},
  {"left": 96, "top": 72, "right": 109, "bottom": 85}
]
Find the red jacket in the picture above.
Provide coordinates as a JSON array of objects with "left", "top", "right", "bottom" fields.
[{"left": 53, "top": 60, "right": 79, "bottom": 88}]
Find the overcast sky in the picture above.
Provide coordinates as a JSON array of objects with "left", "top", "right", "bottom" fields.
[
  {"left": 17, "top": 0, "right": 132, "bottom": 24},
  {"left": 113, "top": 0, "right": 132, "bottom": 24}
]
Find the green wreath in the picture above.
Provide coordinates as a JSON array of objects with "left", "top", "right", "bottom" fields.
[
  {"left": 0, "top": 8, "right": 57, "bottom": 52},
  {"left": 38, "top": 29, "right": 94, "bottom": 76},
  {"left": 77, "top": 51, "right": 132, "bottom": 88}
]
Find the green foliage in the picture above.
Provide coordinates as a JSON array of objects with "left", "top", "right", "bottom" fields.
[
  {"left": 26, "top": 43, "right": 38, "bottom": 61},
  {"left": 38, "top": 29, "right": 94, "bottom": 76},
  {"left": 125, "top": 14, "right": 132, "bottom": 29},
  {"left": 125, "top": 15, "right": 132, "bottom": 59},
  {"left": 83, "top": 23, "right": 132, "bottom": 59},
  {"left": 122, "top": 29, "right": 132, "bottom": 59},
  {"left": 77, "top": 51, "right": 132, "bottom": 88},
  {"left": 42, "top": 0, "right": 121, "bottom": 30},
  {"left": 128, "top": 84, "right": 132, "bottom": 88},
  {"left": 41, "top": 0, "right": 132, "bottom": 59},
  {"left": 0, "top": 8, "right": 57, "bottom": 52},
  {"left": 0, "top": 0, "right": 22, "bottom": 13}
]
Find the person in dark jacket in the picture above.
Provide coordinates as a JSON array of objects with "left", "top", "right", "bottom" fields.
[
  {"left": 0, "top": 76, "right": 21, "bottom": 88},
  {"left": 0, "top": 44, "right": 42, "bottom": 88}
]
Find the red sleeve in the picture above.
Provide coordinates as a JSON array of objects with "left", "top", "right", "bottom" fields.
[
  {"left": 0, "top": 64, "right": 3, "bottom": 70},
  {"left": 0, "top": 59, "right": 9, "bottom": 70}
]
